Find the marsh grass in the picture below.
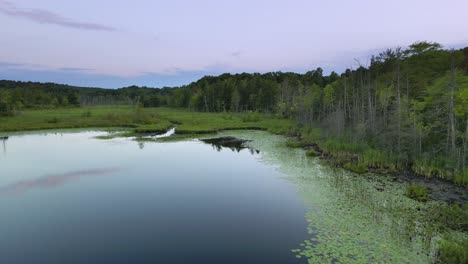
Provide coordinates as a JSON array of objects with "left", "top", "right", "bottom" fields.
[
  {"left": 454, "top": 170, "right": 468, "bottom": 187},
  {"left": 437, "top": 232, "right": 468, "bottom": 264},
  {"left": 286, "top": 140, "right": 303, "bottom": 148},
  {"left": 0, "top": 106, "right": 294, "bottom": 136},
  {"left": 406, "top": 184, "right": 429, "bottom": 202},
  {"left": 412, "top": 157, "right": 456, "bottom": 180},
  {"left": 241, "top": 111, "right": 261, "bottom": 122},
  {"left": 343, "top": 162, "right": 368, "bottom": 174},
  {"left": 305, "top": 149, "right": 319, "bottom": 157}
]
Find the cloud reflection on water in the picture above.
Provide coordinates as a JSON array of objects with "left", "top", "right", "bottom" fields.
[{"left": 0, "top": 168, "right": 119, "bottom": 195}]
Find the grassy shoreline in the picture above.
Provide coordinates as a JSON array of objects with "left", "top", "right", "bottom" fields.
[
  {"left": 0, "top": 106, "right": 294, "bottom": 135},
  {"left": 1, "top": 106, "right": 467, "bottom": 188}
]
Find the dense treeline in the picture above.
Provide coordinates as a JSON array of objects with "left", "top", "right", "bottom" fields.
[
  {"left": 1, "top": 41, "right": 467, "bottom": 185},
  {"left": 167, "top": 42, "right": 468, "bottom": 185},
  {"left": 0, "top": 81, "right": 173, "bottom": 114}
]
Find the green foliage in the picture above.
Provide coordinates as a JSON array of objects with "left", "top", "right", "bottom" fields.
[
  {"left": 306, "top": 149, "right": 318, "bottom": 157},
  {"left": 299, "top": 126, "right": 323, "bottom": 144},
  {"left": 412, "top": 156, "right": 455, "bottom": 180},
  {"left": 286, "top": 140, "right": 303, "bottom": 148},
  {"left": 81, "top": 110, "right": 92, "bottom": 118},
  {"left": 0, "top": 100, "right": 14, "bottom": 116},
  {"left": 406, "top": 184, "right": 428, "bottom": 202},
  {"left": 455, "top": 170, "right": 468, "bottom": 187},
  {"left": 343, "top": 162, "right": 367, "bottom": 174},
  {"left": 0, "top": 106, "right": 294, "bottom": 137},
  {"left": 321, "top": 138, "right": 368, "bottom": 154},
  {"left": 437, "top": 233, "right": 468, "bottom": 264},
  {"left": 47, "top": 117, "right": 60, "bottom": 124},
  {"left": 435, "top": 203, "right": 468, "bottom": 232},
  {"left": 241, "top": 111, "right": 261, "bottom": 122},
  {"left": 0, "top": 92, "right": 15, "bottom": 116},
  {"left": 359, "top": 149, "right": 400, "bottom": 172}
]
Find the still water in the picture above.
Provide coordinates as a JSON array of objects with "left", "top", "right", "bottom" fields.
[
  {"left": 0, "top": 130, "right": 307, "bottom": 264},
  {"left": 0, "top": 130, "right": 433, "bottom": 263}
]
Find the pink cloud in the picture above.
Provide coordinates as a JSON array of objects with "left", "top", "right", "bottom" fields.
[{"left": 0, "top": 0, "right": 116, "bottom": 31}]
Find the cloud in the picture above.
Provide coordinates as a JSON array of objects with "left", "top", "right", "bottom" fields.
[
  {"left": 0, "top": 0, "right": 116, "bottom": 31},
  {"left": 59, "top": 67, "right": 94, "bottom": 72},
  {"left": 0, "top": 60, "right": 47, "bottom": 71},
  {"left": 230, "top": 51, "right": 241, "bottom": 58},
  {"left": 0, "top": 61, "right": 23, "bottom": 68}
]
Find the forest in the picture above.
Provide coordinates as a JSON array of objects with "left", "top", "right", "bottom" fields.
[{"left": 1, "top": 41, "right": 468, "bottom": 186}]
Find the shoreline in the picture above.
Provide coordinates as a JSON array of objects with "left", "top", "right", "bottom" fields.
[{"left": 3, "top": 123, "right": 467, "bottom": 204}]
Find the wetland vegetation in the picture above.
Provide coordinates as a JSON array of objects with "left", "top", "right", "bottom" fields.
[{"left": 1, "top": 42, "right": 468, "bottom": 263}]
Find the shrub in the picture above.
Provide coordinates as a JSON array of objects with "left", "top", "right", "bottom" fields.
[
  {"left": 406, "top": 184, "right": 428, "bottom": 202},
  {"left": 221, "top": 113, "right": 233, "bottom": 120},
  {"left": 437, "top": 203, "right": 468, "bottom": 232},
  {"left": 299, "top": 127, "right": 323, "bottom": 144},
  {"left": 286, "top": 140, "right": 303, "bottom": 148},
  {"left": 81, "top": 110, "right": 92, "bottom": 118},
  {"left": 437, "top": 234, "right": 468, "bottom": 264},
  {"left": 412, "top": 156, "right": 455, "bottom": 180},
  {"left": 359, "top": 149, "right": 400, "bottom": 170},
  {"left": 322, "top": 137, "right": 368, "bottom": 154},
  {"left": 47, "top": 117, "right": 60, "bottom": 123},
  {"left": 343, "top": 162, "right": 367, "bottom": 174},
  {"left": 306, "top": 149, "right": 319, "bottom": 157},
  {"left": 0, "top": 100, "right": 14, "bottom": 117},
  {"left": 241, "top": 112, "right": 261, "bottom": 122},
  {"left": 454, "top": 170, "right": 468, "bottom": 187}
]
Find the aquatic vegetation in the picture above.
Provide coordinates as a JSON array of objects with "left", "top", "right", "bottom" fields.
[
  {"left": 216, "top": 130, "right": 467, "bottom": 263},
  {"left": 433, "top": 203, "right": 468, "bottom": 232},
  {"left": 437, "top": 232, "right": 468, "bottom": 264},
  {"left": 305, "top": 149, "right": 318, "bottom": 157},
  {"left": 343, "top": 162, "right": 367, "bottom": 174},
  {"left": 412, "top": 157, "right": 455, "bottom": 181},
  {"left": 286, "top": 140, "right": 303, "bottom": 148},
  {"left": 406, "top": 184, "right": 429, "bottom": 202}
]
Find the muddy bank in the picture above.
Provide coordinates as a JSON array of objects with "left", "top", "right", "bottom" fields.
[
  {"left": 392, "top": 171, "right": 468, "bottom": 204},
  {"left": 291, "top": 138, "right": 468, "bottom": 204}
]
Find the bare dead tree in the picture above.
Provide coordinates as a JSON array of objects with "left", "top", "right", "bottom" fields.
[{"left": 449, "top": 50, "right": 456, "bottom": 153}]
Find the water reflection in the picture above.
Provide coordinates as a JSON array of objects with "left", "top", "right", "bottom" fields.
[
  {"left": 1, "top": 137, "right": 6, "bottom": 154},
  {"left": 0, "top": 168, "right": 119, "bottom": 195},
  {"left": 138, "top": 142, "right": 145, "bottom": 149},
  {"left": 153, "top": 127, "right": 176, "bottom": 138},
  {"left": 200, "top": 137, "right": 260, "bottom": 154},
  {"left": 0, "top": 131, "right": 306, "bottom": 264}
]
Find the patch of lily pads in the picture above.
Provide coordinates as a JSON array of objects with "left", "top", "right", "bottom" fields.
[{"left": 215, "top": 130, "right": 459, "bottom": 263}]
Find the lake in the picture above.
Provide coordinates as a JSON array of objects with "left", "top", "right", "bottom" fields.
[{"left": 0, "top": 130, "right": 433, "bottom": 263}]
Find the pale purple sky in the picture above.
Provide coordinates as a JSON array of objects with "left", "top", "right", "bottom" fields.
[{"left": 1, "top": 0, "right": 467, "bottom": 88}]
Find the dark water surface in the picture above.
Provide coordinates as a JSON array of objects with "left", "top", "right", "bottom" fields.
[{"left": 0, "top": 131, "right": 307, "bottom": 264}]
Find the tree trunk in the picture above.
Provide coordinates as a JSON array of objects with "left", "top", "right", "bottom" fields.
[{"left": 449, "top": 51, "right": 456, "bottom": 152}]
